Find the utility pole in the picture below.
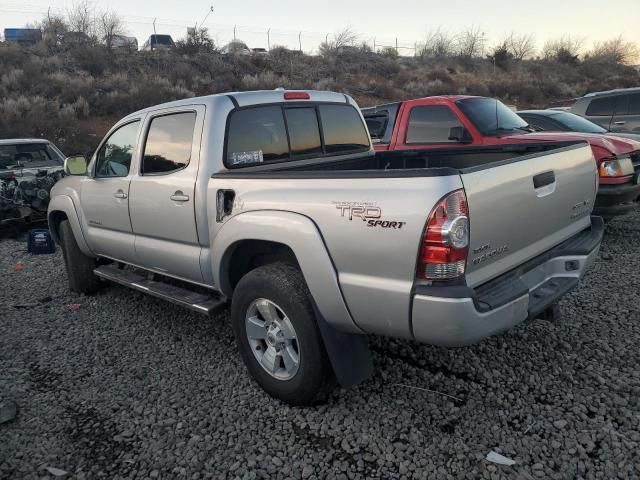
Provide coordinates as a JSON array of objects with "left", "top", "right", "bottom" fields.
[
  {"left": 298, "top": 31, "right": 302, "bottom": 53},
  {"left": 233, "top": 25, "right": 236, "bottom": 40},
  {"left": 267, "top": 28, "right": 271, "bottom": 50},
  {"left": 153, "top": 18, "right": 157, "bottom": 34},
  {"left": 197, "top": 5, "right": 214, "bottom": 30}
]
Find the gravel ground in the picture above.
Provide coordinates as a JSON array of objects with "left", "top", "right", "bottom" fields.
[{"left": 1, "top": 213, "right": 639, "bottom": 480}]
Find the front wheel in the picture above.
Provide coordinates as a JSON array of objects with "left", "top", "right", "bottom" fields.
[
  {"left": 231, "top": 262, "right": 335, "bottom": 405},
  {"left": 58, "top": 219, "right": 100, "bottom": 294}
]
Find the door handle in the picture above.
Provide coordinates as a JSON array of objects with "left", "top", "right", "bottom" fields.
[
  {"left": 114, "top": 190, "right": 128, "bottom": 199},
  {"left": 533, "top": 171, "right": 555, "bottom": 189},
  {"left": 614, "top": 121, "right": 626, "bottom": 126},
  {"left": 170, "top": 191, "right": 190, "bottom": 202}
]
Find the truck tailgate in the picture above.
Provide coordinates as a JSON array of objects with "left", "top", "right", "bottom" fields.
[{"left": 461, "top": 143, "right": 597, "bottom": 288}]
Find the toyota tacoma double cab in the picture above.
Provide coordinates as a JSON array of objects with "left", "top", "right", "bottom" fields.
[
  {"left": 48, "top": 90, "right": 603, "bottom": 405},
  {"left": 362, "top": 96, "right": 640, "bottom": 218}
]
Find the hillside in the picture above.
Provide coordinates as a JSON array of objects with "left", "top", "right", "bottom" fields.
[{"left": 1, "top": 42, "right": 639, "bottom": 155}]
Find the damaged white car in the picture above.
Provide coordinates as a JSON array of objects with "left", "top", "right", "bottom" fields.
[{"left": 0, "top": 139, "right": 65, "bottom": 226}]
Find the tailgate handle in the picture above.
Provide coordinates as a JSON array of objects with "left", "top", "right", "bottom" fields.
[{"left": 533, "top": 171, "right": 555, "bottom": 189}]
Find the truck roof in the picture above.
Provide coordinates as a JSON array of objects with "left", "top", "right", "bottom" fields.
[
  {"left": 0, "top": 138, "right": 52, "bottom": 145},
  {"left": 123, "top": 90, "right": 354, "bottom": 120}
]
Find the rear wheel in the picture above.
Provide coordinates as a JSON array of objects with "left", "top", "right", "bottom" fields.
[
  {"left": 231, "top": 262, "right": 335, "bottom": 405},
  {"left": 58, "top": 219, "right": 100, "bottom": 294}
]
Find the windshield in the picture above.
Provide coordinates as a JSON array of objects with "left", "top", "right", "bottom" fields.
[
  {"left": 0, "top": 143, "right": 64, "bottom": 170},
  {"left": 152, "top": 35, "right": 173, "bottom": 46},
  {"left": 456, "top": 97, "right": 530, "bottom": 135},
  {"left": 550, "top": 112, "right": 607, "bottom": 133}
]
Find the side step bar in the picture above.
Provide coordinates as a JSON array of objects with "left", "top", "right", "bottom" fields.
[{"left": 94, "top": 264, "right": 227, "bottom": 315}]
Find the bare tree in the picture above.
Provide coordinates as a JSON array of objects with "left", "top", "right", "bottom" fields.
[
  {"left": 588, "top": 36, "right": 639, "bottom": 65},
  {"left": 98, "top": 9, "right": 126, "bottom": 49},
  {"left": 456, "top": 26, "right": 486, "bottom": 58},
  {"left": 39, "top": 12, "right": 68, "bottom": 47},
  {"left": 417, "top": 28, "right": 455, "bottom": 58},
  {"left": 506, "top": 32, "right": 536, "bottom": 61},
  {"left": 542, "top": 35, "right": 584, "bottom": 64},
  {"left": 319, "top": 26, "right": 359, "bottom": 55},
  {"left": 67, "top": 0, "right": 94, "bottom": 36}
]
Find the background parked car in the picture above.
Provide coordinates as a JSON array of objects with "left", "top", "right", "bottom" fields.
[
  {"left": 0, "top": 139, "right": 66, "bottom": 225},
  {"left": 3, "top": 28, "right": 42, "bottom": 45},
  {"left": 221, "top": 41, "right": 252, "bottom": 55},
  {"left": 518, "top": 109, "right": 640, "bottom": 142},
  {"left": 568, "top": 87, "right": 640, "bottom": 133},
  {"left": 60, "top": 31, "right": 91, "bottom": 48},
  {"left": 111, "top": 35, "right": 138, "bottom": 51},
  {"left": 362, "top": 96, "right": 640, "bottom": 218},
  {"left": 251, "top": 47, "right": 269, "bottom": 56},
  {"left": 141, "top": 34, "right": 175, "bottom": 51}
]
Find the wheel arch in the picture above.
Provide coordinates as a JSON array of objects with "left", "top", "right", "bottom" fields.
[
  {"left": 212, "top": 210, "right": 362, "bottom": 334},
  {"left": 47, "top": 195, "right": 94, "bottom": 256}
]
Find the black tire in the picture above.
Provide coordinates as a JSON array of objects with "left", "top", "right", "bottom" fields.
[
  {"left": 58, "top": 219, "right": 101, "bottom": 294},
  {"left": 231, "top": 262, "right": 335, "bottom": 406}
]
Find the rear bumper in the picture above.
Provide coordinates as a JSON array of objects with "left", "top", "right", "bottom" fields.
[
  {"left": 411, "top": 216, "right": 604, "bottom": 347},
  {"left": 594, "top": 182, "right": 640, "bottom": 218}
]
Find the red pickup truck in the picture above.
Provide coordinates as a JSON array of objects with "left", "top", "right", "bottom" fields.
[{"left": 362, "top": 96, "right": 640, "bottom": 218}]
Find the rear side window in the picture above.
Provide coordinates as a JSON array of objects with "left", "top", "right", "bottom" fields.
[
  {"left": 226, "top": 106, "right": 289, "bottom": 166},
  {"left": 628, "top": 94, "right": 640, "bottom": 115},
  {"left": 225, "top": 104, "right": 370, "bottom": 167},
  {"left": 586, "top": 97, "right": 615, "bottom": 116},
  {"left": 142, "top": 112, "right": 197, "bottom": 175},
  {"left": 284, "top": 108, "right": 322, "bottom": 155},
  {"left": 319, "top": 105, "right": 370, "bottom": 153},
  {"left": 406, "top": 105, "right": 464, "bottom": 143}
]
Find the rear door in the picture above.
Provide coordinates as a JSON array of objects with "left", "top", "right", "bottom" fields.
[
  {"left": 129, "top": 106, "right": 205, "bottom": 283},
  {"left": 609, "top": 94, "right": 631, "bottom": 132},
  {"left": 611, "top": 93, "right": 640, "bottom": 133},
  {"left": 460, "top": 143, "right": 597, "bottom": 288}
]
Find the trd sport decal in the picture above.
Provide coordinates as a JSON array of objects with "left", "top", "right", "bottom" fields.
[{"left": 334, "top": 202, "right": 406, "bottom": 229}]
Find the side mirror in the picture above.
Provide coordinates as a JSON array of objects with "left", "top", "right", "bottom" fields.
[
  {"left": 448, "top": 126, "right": 473, "bottom": 143},
  {"left": 64, "top": 155, "right": 88, "bottom": 175}
]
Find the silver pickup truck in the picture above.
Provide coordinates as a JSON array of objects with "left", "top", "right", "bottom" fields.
[{"left": 48, "top": 90, "right": 603, "bottom": 405}]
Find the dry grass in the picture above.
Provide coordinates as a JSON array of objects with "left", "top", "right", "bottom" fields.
[{"left": 0, "top": 43, "right": 638, "bottom": 154}]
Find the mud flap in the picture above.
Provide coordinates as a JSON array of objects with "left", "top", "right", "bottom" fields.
[{"left": 312, "top": 303, "right": 373, "bottom": 388}]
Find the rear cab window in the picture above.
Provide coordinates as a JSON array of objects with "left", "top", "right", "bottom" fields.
[
  {"left": 406, "top": 105, "right": 464, "bottom": 143},
  {"left": 225, "top": 103, "right": 370, "bottom": 168}
]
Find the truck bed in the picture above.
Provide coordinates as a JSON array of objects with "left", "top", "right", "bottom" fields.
[{"left": 217, "top": 141, "right": 585, "bottom": 176}]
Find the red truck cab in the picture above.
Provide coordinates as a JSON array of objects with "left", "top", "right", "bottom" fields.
[{"left": 363, "top": 96, "right": 640, "bottom": 217}]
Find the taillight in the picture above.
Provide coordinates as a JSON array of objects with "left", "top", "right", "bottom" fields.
[
  {"left": 284, "top": 91, "right": 310, "bottom": 100},
  {"left": 417, "top": 190, "right": 469, "bottom": 281}
]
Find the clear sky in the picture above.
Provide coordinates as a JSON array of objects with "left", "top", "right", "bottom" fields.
[{"left": 1, "top": 0, "right": 639, "bottom": 54}]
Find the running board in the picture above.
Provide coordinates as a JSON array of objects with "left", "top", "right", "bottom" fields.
[{"left": 94, "top": 264, "right": 227, "bottom": 315}]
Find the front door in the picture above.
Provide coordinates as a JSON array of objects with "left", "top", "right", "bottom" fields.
[
  {"left": 80, "top": 120, "right": 142, "bottom": 262},
  {"left": 129, "top": 107, "right": 205, "bottom": 283}
]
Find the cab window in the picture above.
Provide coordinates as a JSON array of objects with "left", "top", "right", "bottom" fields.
[
  {"left": 406, "top": 105, "right": 464, "bottom": 143},
  {"left": 142, "top": 112, "right": 197, "bottom": 175},
  {"left": 95, "top": 121, "right": 140, "bottom": 177}
]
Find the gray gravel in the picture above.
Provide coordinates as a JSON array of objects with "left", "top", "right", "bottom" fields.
[{"left": 1, "top": 213, "right": 639, "bottom": 480}]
